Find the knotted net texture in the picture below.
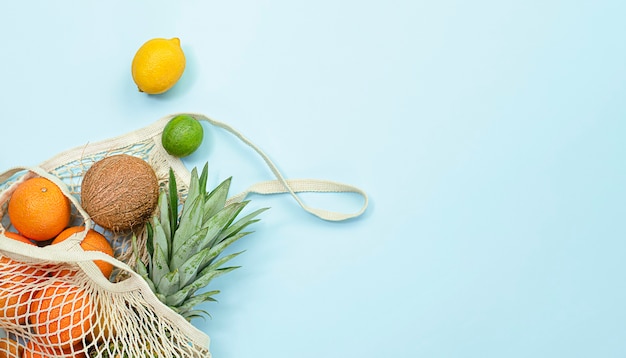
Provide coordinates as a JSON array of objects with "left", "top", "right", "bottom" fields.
[{"left": 0, "top": 113, "right": 368, "bottom": 357}]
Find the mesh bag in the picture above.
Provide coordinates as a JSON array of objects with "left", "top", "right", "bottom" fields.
[{"left": 0, "top": 113, "right": 368, "bottom": 357}]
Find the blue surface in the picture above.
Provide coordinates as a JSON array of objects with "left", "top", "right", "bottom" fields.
[{"left": 1, "top": 1, "right": 625, "bottom": 357}]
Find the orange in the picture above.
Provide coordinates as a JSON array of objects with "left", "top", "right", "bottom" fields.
[
  {"left": 8, "top": 177, "right": 71, "bottom": 241},
  {"left": 51, "top": 227, "right": 115, "bottom": 279},
  {"left": 22, "top": 339, "right": 85, "bottom": 358},
  {"left": 2, "top": 231, "right": 33, "bottom": 246},
  {"left": 28, "top": 280, "right": 94, "bottom": 351},
  {"left": 0, "top": 337, "right": 23, "bottom": 358},
  {"left": 0, "top": 232, "right": 46, "bottom": 325}
]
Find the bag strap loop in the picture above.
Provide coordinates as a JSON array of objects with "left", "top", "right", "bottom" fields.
[{"left": 191, "top": 114, "right": 369, "bottom": 221}]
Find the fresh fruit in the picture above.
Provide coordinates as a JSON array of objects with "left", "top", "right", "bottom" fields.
[
  {"left": 161, "top": 114, "right": 204, "bottom": 157},
  {"left": 20, "top": 340, "right": 48, "bottom": 358},
  {"left": 88, "top": 302, "right": 116, "bottom": 343},
  {"left": 2, "top": 231, "right": 33, "bottom": 245},
  {"left": 131, "top": 37, "right": 186, "bottom": 94},
  {"left": 7, "top": 177, "right": 71, "bottom": 241},
  {"left": 51, "top": 227, "right": 115, "bottom": 279},
  {"left": 81, "top": 155, "right": 159, "bottom": 232},
  {"left": 133, "top": 164, "right": 267, "bottom": 320},
  {"left": 0, "top": 232, "right": 45, "bottom": 325},
  {"left": 22, "top": 339, "right": 86, "bottom": 358},
  {"left": 0, "top": 337, "right": 23, "bottom": 358},
  {"left": 29, "top": 280, "right": 94, "bottom": 350}
]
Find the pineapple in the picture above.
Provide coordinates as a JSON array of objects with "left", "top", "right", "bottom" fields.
[{"left": 133, "top": 163, "right": 267, "bottom": 321}]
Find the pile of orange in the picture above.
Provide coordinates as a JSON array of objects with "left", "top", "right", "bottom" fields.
[
  {"left": 28, "top": 280, "right": 91, "bottom": 356},
  {"left": 0, "top": 176, "right": 117, "bottom": 357},
  {"left": 0, "top": 232, "right": 44, "bottom": 326}
]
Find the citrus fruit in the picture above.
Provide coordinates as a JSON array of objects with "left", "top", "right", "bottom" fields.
[
  {"left": 52, "top": 226, "right": 115, "bottom": 278},
  {"left": 131, "top": 37, "right": 186, "bottom": 94},
  {"left": 161, "top": 114, "right": 204, "bottom": 157},
  {"left": 29, "top": 280, "right": 94, "bottom": 351},
  {"left": 0, "top": 232, "right": 46, "bottom": 325},
  {"left": 7, "top": 177, "right": 71, "bottom": 241},
  {"left": 89, "top": 301, "right": 117, "bottom": 343},
  {"left": 1, "top": 231, "right": 33, "bottom": 245},
  {"left": 0, "top": 337, "right": 23, "bottom": 358},
  {"left": 22, "top": 339, "right": 86, "bottom": 358}
]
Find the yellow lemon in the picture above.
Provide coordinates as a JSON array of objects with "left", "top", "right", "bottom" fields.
[{"left": 131, "top": 37, "right": 186, "bottom": 94}]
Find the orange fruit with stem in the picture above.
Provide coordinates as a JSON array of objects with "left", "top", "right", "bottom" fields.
[
  {"left": 0, "top": 232, "right": 46, "bottom": 325},
  {"left": 51, "top": 226, "right": 115, "bottom": 279},
  {"left": 7, "top": 177, "right": 71, "bottom": 241},
  {"left": 28, "top": 280, "right": 94, "bottom": 351}
]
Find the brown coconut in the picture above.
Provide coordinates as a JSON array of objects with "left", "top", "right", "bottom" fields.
[{"left": 81, "top": 154, "right": 159, "bottom": 232}]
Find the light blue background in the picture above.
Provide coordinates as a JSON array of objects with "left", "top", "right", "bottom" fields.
[{"left": 1, "top": 1, "right": 625, "bottom": 357}]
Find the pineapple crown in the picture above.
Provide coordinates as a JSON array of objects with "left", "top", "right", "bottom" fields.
[{"left": 133, "top": 163, "right": 268, "bottom": 321}]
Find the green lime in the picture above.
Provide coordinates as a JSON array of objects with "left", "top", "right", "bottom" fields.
[{"left": 162, "top": 115, "right": 204, "bottom": 157}]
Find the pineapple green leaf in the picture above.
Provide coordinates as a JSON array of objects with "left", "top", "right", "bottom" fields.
[
  {"left": 136, "top": 261, "right": 156, "bottom": 293},
  {"left": 197, "top": 265, "right": 241, "bottom": 287},
  {"left": 204, "top": 233, "right": 249, "bottom": 267},
  {"left": 178, "top": 232, "right": 250, "bottom": 288},
  {"left": 215, "top": 207, "right": 268, "bottom": 245},
  {"left": 202, "top": 201, "right": 249, "bottom": 251},
  {"left": 132, "top": 234, "right": 156, "bottom": 293},
  {"left": 183, "top": 310, "right": 212, "bottom": 321},
  {"left": 156, "top": 292, "right": 167, "bottom": 304},
  {"left": 171, "top": 225, "right": 209, "bottom": 272},
  {"left": 175, "top": 290, "right": 219, "bottom": 315},
  {"left": 152, "top": 243, "right": 171, "bottom": 287},
  {"left": 153, "top": 220, "right": 170, "bottom": 259},
  {"left": 203, "top": 252, "right": 244, "bottom": 276},
  {"left": 198, "top": 163, "right": 209, "bottom": 199},
  {"left": 171, "top": 201, "right": 247, "bottom": 269},
  {"left": 168, "top": 168, "right": 179, "bottom": 235},
  {"left": 167, "top": 266, "right": 240, "bottom": 307},
  {"left": 158, "top": 191, "right": 171, "bottom": 242},
  {"left": 177, "top": 245, "right": 212, "bottom": 288},
  {"left": 181, "top": 167, "right": 200, "bottom": 219},
  {"left": 145, "top": 221, "right": 154, "bottom": 258},
  {"left": 171, "top": 196, "right": 204, "bottom": 259},
  {"left": 203, "top": 177, "right": 232, "bottom": 220},
  {"left": 157, "top": 268, "right": 180, "bottom": 297}
]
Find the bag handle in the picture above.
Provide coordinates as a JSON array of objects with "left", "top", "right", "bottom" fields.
[
  {"left": 189, "top": 114, "right": 369, "bottom": 221},
  {"left": 21, "top": 112, "right": 368, "bottom": 222}
]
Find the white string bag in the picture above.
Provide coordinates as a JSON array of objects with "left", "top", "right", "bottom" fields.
[{"left": 0, "top": 113, "right": 368, "bottom": 357}]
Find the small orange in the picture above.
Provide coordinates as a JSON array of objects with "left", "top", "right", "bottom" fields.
[
  {"left": 0, "top": 232, "right": 45, "bottom": 325},
  {"left": 2, "top": 231, "right": 34, "bottom": 246},
  {"left": 8, "top": 177, "right": 71, "bottom": 241},
  {"left": 51, "top": 227, "right": 115, "bottom": 279},
  {"left": 0, "top": 337, "right": 23, "bottom": 358},
  {"left": 29, "top": 280, "right": 94, "bottom": 351}
]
